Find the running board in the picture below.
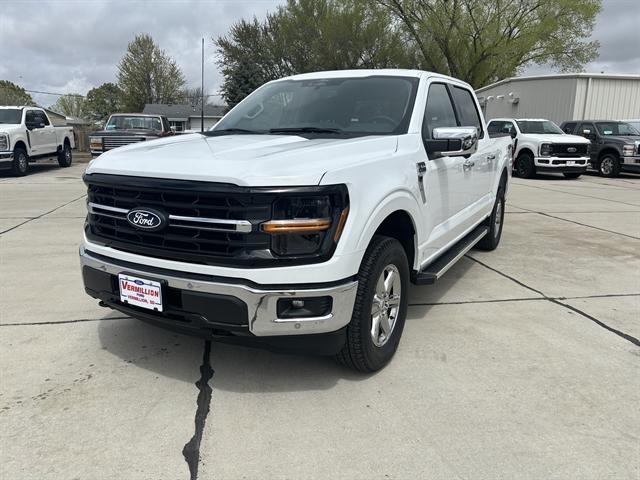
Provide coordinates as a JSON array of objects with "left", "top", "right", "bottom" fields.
[{"left": 412, "top": 226, "right": 489, "bottom": 285}]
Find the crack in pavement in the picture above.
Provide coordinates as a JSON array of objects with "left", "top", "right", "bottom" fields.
[
  {"left": 0, "top": 316, "right": 130, "bottom": 326},
  {"left": 465, "top": 255, "right": 640, "bottom": 348},
  {"left": 508, "top": 204, "right": 640, "bottom": 240},
  {"left": 0, "top": 194, "right": 87, "bottom": 235},
  {"left": 183, "top": 340, "right": 214, "bottom": 480}
]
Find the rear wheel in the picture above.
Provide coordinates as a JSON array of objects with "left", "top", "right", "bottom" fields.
[
  {"left": 598, "top": 154, "right": 619, "bottom": 177},
  {"left": 58, "top": 142, "right": 72, "bottom": 167},
  {"left": 337, "top": 235, "right": 409, "bottom": 372},
  {"left": 12, "top": 147, "right": 29, "bottom": 176},
  {"left": 476, "top": 186, "right": 505, "bottom": 251},
  {"left": 515, "top": 152, "right": 535, "bottom": 178},
  {"left": 563, "top": 172, "right": 582, "bottom": 179}
]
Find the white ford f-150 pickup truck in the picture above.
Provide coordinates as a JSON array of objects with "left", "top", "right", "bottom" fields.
[
  {"left": 487, "top": 118, "right": 590, "bottom": 179},
  {"left": 80, "top": 70, "right": 512, "bottom": 372},
  {"left": 0, "top": 106, "right": 75, "bottom": 175}
]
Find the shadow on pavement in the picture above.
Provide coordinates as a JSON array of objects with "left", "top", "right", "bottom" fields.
[{"left": 97, "top": 315, "right": 372, "bottom": 393}]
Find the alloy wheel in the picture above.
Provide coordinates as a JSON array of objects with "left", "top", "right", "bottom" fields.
[{"left": 370, "top": 264, "right": 402, "bottom": 347}]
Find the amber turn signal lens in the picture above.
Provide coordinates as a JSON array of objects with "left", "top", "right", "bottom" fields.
[
  {"left": 262, "top": 218, "right": 332, "bottom": 233},
  {"left": 334, "top": 206, "right": 349, "bottom": 242}
]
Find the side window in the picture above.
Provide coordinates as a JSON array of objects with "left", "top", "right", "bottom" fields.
[
  {"left": 562, "top": 122, "right": 576, "bottom": 134},
  {"left": 38, "top": 111, "right": 50, "bottom": 126},
  {"left": 422, "top": 83, "right": 457, "bottom": 139},
  {"left": 487, "top": 121, "right": 502, "bottom": 135},
  {"left": 25, "top": 110, "right": 36, "bottom": 125},
  {"left": 504, "top": 122, "right": 515, "bottom": 135},
  {"left": 450, "top": 86, "right": 483, "bottom": 137}
]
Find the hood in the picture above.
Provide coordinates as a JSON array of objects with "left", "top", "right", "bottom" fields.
[
  {"left": 92, "top": 128, "right": 162, "bottom": 136},
  {"left": 0, "top": 123, "right": 22, "bottom": 132},
  {"left": 85, "top": 133, "right": 399, "bottom": 186},
  {"left": 522, "top": 134, "right": 591, "bottom": 144}
]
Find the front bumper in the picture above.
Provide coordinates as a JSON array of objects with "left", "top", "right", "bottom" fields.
[
  {"left": 620, "top": 156, "right": 640, "bottom": 171},
  {"left": 535, "top": 156, "right": 588, "bottom": 173},
  {"left": 80, "top": 246, "right": 358, "bottom": 340},
  {"left": 0, "top": 151, "right": 13, "bottom": 169}
]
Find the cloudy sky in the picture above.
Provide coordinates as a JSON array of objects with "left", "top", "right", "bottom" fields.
[{"left": 1, "top": 0, "right": 638, "bottom": 107}]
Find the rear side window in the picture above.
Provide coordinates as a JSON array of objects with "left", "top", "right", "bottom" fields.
[
  {"left": 422, "top": 83, "right": 457, "bottom": 139},
  {"left": 450, "top": 86, "right": 483, "bottom": 137},
  {"left": 562, "top": 122, "right": 576, "bottom": 134}
]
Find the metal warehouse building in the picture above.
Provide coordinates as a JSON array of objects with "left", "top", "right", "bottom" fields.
[{"left": 476, "top": 73, "right": 640, "bottom": 124}]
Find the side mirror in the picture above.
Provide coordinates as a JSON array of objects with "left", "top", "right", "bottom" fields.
[
  {"left": 510, "top": 131, "right": 517, "bottom": 139},
  {"left": 25, "top": 122, "right": 36, "bottom": 130},
  {"left": 582, "top": 129, "right": 595, "bottom": 140},
  {"left": 424, "top": 126, "right": 478, "bottom": 159}
]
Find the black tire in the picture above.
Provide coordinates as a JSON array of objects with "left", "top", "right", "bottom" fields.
[
  {"left": 58, "top": 142, "right": 72, "bottom": 167},
  {"left": 563, "top": 172, "right": 582, "bottom": 179},
  {"left": 514, "top": 152, "right": 535, "bottom": 178},
  {"left": 12, "top": 147, "right": 29, "bottom": 176},
  {"left": 598, "top": 154, "right": 620, "bottom": 177},
  {"left": 476, "top": 186, "right": 505, "bottom": 251},
  {"left": 337, "top": 235, "right": 409, "bottom": 372}
]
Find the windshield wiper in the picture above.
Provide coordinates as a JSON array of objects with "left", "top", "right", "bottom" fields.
[
  {"left": 204, "top": 128, "right": 263, "bottom": 136},
  {"left": 269, "top": 127, "right": 344, "bottom": 135}
]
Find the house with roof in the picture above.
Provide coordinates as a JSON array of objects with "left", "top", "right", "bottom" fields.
[{"left": 142, "top": 103, "right": 226, "bottom": 132}]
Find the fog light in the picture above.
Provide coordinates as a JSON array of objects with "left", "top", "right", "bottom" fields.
[{"left": 277, "top": 297, "right": 332, "bottom": 319}]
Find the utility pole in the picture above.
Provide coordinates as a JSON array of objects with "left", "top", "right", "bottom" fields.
[{"left": 201, "top": 38, "right": 205, "bottom": 133}]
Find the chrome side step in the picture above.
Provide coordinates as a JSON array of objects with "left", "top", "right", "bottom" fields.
[{"left": 412, "top": 225, "right": 489, "bottom": 285}]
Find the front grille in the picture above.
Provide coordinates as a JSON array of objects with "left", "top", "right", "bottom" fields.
[
  {"left": 551, "top": 143, "right": 588, "bottom": 157},
  {"left": 103, "top": 136, "right": 147, "bottom": 151},
  {"left": 85, "top": 175, "right": 274, "bottom": 266}
]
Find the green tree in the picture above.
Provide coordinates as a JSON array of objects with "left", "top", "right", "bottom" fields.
[
  {"left": 378, "top": 0, "right": 601, "bottom": 88},
  {"left": 0, "top": 80, "right": 35, "bottom": 106},
  {"left": 117, "top": 34, "right": 186, "bottom": 112},
  {"left": 216, "top": 0, "right": 412, "bottom": 108},
  {"left": 50, "top": 94, "right": 86, "bottom": 118},
  {"left": 84, "top": 82, "right": 122, "bottom": 120}
]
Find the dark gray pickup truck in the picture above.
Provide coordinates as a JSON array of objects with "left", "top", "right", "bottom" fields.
[{"left": 560, "top": 120, "right": 640, "bottom": 177}]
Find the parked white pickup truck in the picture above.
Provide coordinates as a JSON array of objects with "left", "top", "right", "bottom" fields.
[
  {"left": 80, "top": 70, "right": 512, "bottom": 371},
  {"left": 0, "top": 106, "right": 75, "bottom": 175},
  {"left": 487, "top": 118, "right": 591, "bottom": 179}
]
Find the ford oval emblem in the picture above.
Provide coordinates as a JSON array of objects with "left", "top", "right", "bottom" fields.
[
  {"left": 567, "top": 147, "right": 577, "bottom": 153},
  {"left": 126, "top": 208, "right": 167, "bottom": 231}
]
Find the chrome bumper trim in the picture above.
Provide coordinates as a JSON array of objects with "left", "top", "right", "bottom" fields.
[{"left": 79, "top": 246, "right": 357, "bottom": 336}]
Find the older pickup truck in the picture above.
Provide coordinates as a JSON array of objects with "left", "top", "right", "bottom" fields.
[
  {"left": 89, "top": 113, "right": 173, "bottom": 156},
  {"left": 0, "top": 106, "right": 75, "bottom": 176},
  {"left": 80, "top": 70, "right": 512, "bottom": 371}
]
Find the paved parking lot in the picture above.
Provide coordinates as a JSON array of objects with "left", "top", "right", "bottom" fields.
[{"left": 1, "top": 160, "right": 639, "bottom": 479}]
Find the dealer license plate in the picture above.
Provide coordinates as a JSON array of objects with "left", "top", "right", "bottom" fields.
[
  {"left": 566, "top": 161, "right": 576, "bottom": 166},
  {"left": 118, "top": 274, "right": 163, "bottom": 312}
]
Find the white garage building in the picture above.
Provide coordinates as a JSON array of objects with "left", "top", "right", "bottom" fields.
[{"left": 476, "top": 73, "right": 640, "bottom": 125}]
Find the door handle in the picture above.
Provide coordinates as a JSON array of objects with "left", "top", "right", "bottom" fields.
[
  {"left": 487, "top": 154, "right": 496, "bottom": 161},
  {"left": 463, "top": 159, "right": 475, "bottom": 170}
]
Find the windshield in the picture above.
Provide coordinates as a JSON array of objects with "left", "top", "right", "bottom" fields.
[
  {"left": 516, "top": 120, "right": 564, "bottom": 134},
  {"left": 213, "top": 76, "right": 419, "bottom": 136},
  {"left": 106, "top": 115, "right": 162, "bottom": 131},
  {"left": 595, "top": 122, "right": 639, "bottom": 136},
  {"left": 0, "top": 108, "right": 22, "bottom": 124}
]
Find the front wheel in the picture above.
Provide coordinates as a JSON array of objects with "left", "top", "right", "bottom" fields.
[
  {"left": 337, "top": 235, "right": 409, "bottom": 372},
  {"left": 598, "top": 154, "right": 619, "bottom": 177},
  {"left": 12, "top": 147, "right": 29, "bottom": 176},
  {"left": 563, "top": 172, "right": 582, "bottom": 179},
  {"left": 58, "top": 143, "right": 72, "bottom": 167},
  {"left": 514, "top": 152, "right": 535, "bottom": 178}
]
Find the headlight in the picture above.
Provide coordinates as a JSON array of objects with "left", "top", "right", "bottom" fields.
[
  {"left": 0, "top": 133, "right": 9, "bottom": 151},
  {"left": 622, "top": 144, "right": 635, "bottom": 156},
  {"left": 89, "top": 136, "right": 103, "bottom": 150},
  {"left": 261, "top": 187, "right": 349, "bottom": 257},
  {"left": 540, "top": 143, "right": 552, "bottom": 156},
  {"left": 586, "top": 144, "right": 591, "bottom": 155}
]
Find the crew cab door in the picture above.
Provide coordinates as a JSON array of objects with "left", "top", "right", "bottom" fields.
[
  {"left": 449, "top": 85, "right": 495, "bottom": 206},
  {"left": 24, "top": 109, "right": 50, "bottom": 155},
  {"left": 419, "top": 82, "right": 472, "bottom": 251}
]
